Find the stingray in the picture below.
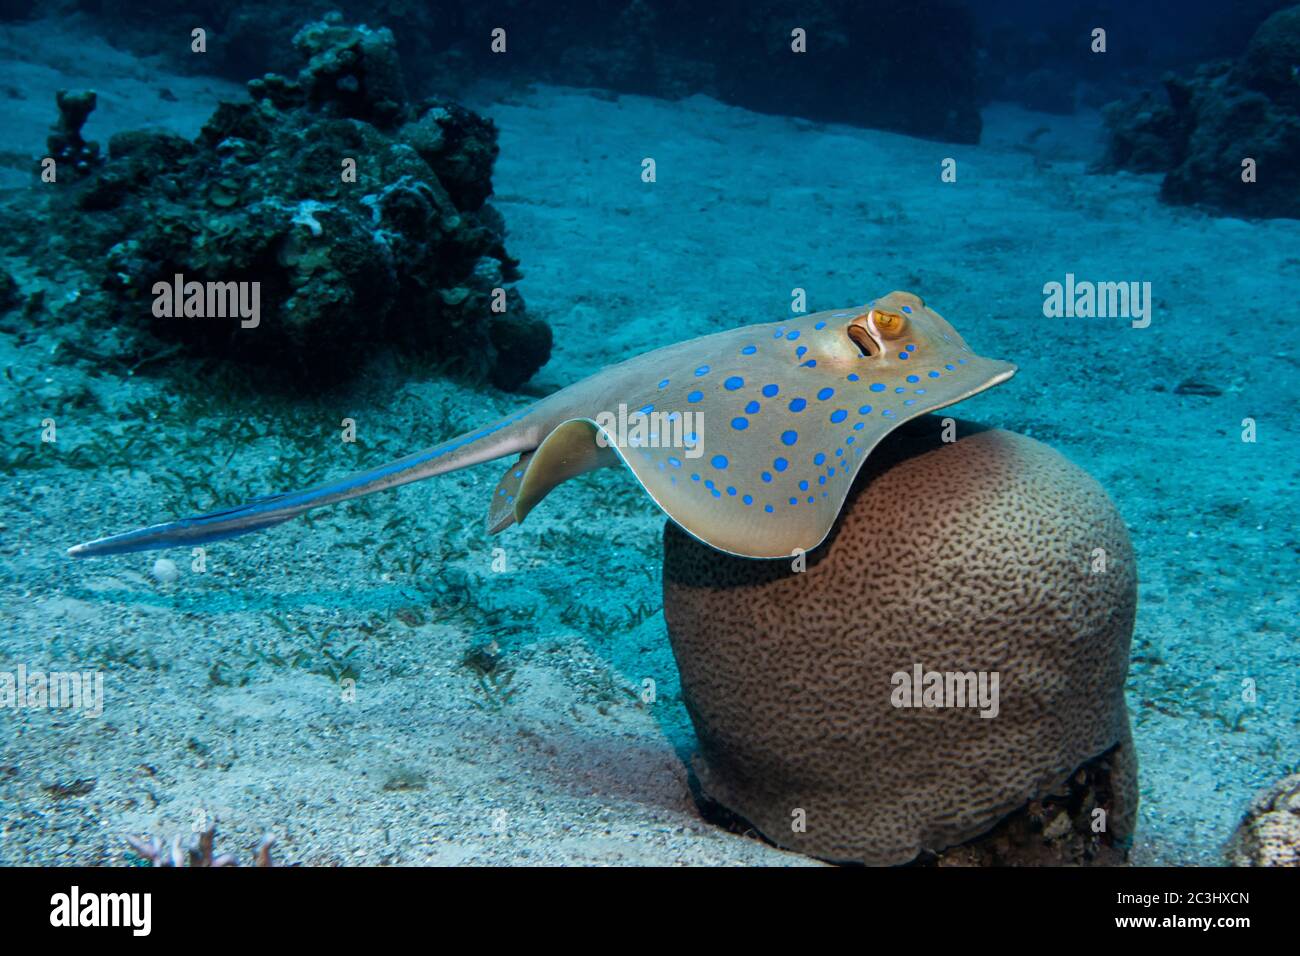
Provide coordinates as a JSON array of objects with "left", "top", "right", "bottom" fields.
[{"left": 68, "top": 291, "right": 1015, "bottom": 560}]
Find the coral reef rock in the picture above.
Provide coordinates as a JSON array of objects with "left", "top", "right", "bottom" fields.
[
  {"left": 663, "top": 417, "right": 1138, "bottom": 865},
  {"left": 1226, "top": 773, "right": 1300, "bottom": 866},
  {"left": 30, "top": 14, "right": 548, "bottom": 388},
  {"left": 1098, "top": 5, "right": 1300, "bottom": 220}
]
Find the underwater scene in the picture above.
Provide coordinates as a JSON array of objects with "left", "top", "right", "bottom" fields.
[{"left": 0, "top": 0, "right": 1297, "bottom": 874}]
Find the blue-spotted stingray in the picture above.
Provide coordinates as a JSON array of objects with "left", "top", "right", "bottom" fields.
[{"left": 69, "top": 291, "right": 1015, "bottom": 561}]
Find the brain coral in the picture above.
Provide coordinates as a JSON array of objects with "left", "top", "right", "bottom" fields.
[
  {"left": 663, "top": 417, "right": 1138, "bottom": 864},
  {"left": 1226, "top": 773, "right": 1300, "bottom": 867}
]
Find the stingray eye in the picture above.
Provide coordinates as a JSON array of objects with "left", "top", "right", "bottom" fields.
[{"left": 871, "top": 310, "right": 907, "bottom": 339}]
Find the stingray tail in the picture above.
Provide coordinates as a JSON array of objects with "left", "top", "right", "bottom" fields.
[{"left": 67, "top": 408, "right": 537, "bottom": 559}]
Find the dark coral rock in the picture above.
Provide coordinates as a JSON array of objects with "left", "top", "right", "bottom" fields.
[
  {"left": 47, "top": 89, "right": 101, "bottom": 177},
  {"left": 1099, "top": 7, "right": 1300, "bottom": 220},
  {"left": 291, "top": 12, "right": 406, "bottom": 129},
  {"left": 36, "top": 15, "right": 544, "bottom": 390},
  {"left": 1237, "top": 5, "right": 1300, "bottom": 110}
]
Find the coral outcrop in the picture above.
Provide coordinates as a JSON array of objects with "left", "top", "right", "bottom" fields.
[
  {"left": 30, "top": 14, "right": 549, "bottom": 388},
  {"left": 75, "top": 1, "right": 985, "bottom": 144},
  {"left": 1226, "top": 772, "right": 1300, "bottom": 866},
  {"left": 1098, "top": 5, "right": 1300, "bottom": 220},
  {"left": 663, "top": 417, "right": 1138, "bottom": 865}
]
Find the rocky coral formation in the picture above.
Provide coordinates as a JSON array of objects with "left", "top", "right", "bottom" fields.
[
  {"left": 663, "top": 418, "right": 1138, "bottom": 865},
  {"left": 1225, "top": 772, "right": 1300, "bottom": 866},
  {"left": 27, "top": 14, "right": 549, "bottom": 388},
  {"left": 1097, "top": 5, "right": 1300, "bottom": 220},
  {"left": 127, "top": 826, "right": 277, "bottom": 866},
  {"left": 72, "top": 0, "right": 985, "bottom": 144},
  {"left": 46, "top": 89, "right": 102, "bottom": 176}
]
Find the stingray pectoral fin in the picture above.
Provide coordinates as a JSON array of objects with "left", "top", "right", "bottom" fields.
[
  {"left": 487, "top": 451, "right": 535, "bottom": 534},
  {"left": 69, "top": 407, "right": 537, "bottom": 558},
  {"left": 494, "top": 420, "right": 621, "bottom": 531},
  {"left": 614, "top": 354, "right": 1017, "bottom": 559}
]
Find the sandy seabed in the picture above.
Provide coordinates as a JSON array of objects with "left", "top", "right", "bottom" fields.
[{"left": 0, "top": 19, "right": 1296, "bottom": 866}]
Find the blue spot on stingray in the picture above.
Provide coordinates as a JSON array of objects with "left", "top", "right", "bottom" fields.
[
  {"left": 829, "top": 465, "right": 837, "bottom": 474},
  {"left": 745, "top": 400, "right": 760, "bottom": 414},
  {"left": 901, "top": 305, "right": 912, "bottom": 313},
  {"left": 743, "top": 494, "right": 754, "bottom": 505},
  {"left": 882, "top": 409, "right": 895, "bottom": 417},
  {"left": 712, "top": 489, "right": 721, "bottom": 498},
  {"left": 658, "top": 379, "right": 669, "bottom": 389},
  {"left": 726, "top": 486, "right": 737, "bottom": 496},
  {"left": 741, "top": 345, "right": 757, "bottom": 355},
  {"left": 906, "top": 344, "right": 916, "bottom": 351},
  {"left": 765, "top": 504, "right": 774, "bottom": 513},
  {"left": 668, "top": 457, "right": 682, "bottom": 468},
  {"left": 724, "top": 376, "right": 744, "bottom": 390},
  {"left": 787, "top": 330, "right": 800, "bottom": 340},
  {"left": 789, "top": 397, "right": 807, "bottom": 412},
  {"left": 915, "top": 388, "right": 926, "bottom": 394},
  {"left": 814, "top": 453, "right": 826, "bottom": 465},
  {"left": 781, "top": 430, "right": 799, "bottom": 446},
  {"left": 818, "top": 475, "right": 826, "bottom": 485},
  {"left": 773, "top": 457, "right": 789, "bottom": 472},
  {"left": 854, "top": 422, "right": 864, "bottom": 430},
  {"left": 906, "top": 375, "right": 919, "bottom": 384},
  {"left": 847, "top": 373, "right": 860, "bottom": 382},
  {"left": 685, "top": 431, "right": 698, "bottom": 444},
  {"left": 814, "top": 321, "right": 826, "bottom": 329},
  {"left": 789, "top": 497, "right": 798, "bottom": 505},
  {"left": 761, "top": 471, "right": 773, "bottom": 482},
  {"left": 704, "top": 479, "right": 714, "bottom": 489},
  {"left": 898, "top": 352, "right": 909, "bottom": 360},
  {"left": 731, "top": 417, "right": 749, "bottom": 430},
  {"left": 498, "top": 488, "right": 506, "bottom": 496},
  {"left": 904, "top": 399, "right": 916, "bottom": 405},
  {"left": 929, "top": 370, "right": 941, "bottom": 378},
  {"left": 639, "top": 404, "right": 654, "bottom": 414},
  {"left": 958, "top": 358, "right": 967, "bottom": 364},
  {"left": 870, "top": 383, "right": 886, "bottom": 392},
  {"left": 817, "top": 387, "right": 834, "bottom": 401},
  {"left": 691, "top": 473, "right": 700, "bottom": 482},
  {"left": 836, "top": 448, "right": 844, "bottom": 456},
  {"left": 799, "top": 480, "right": 809, "bottom": 491},
  {"left": 844, "top": 438, "right": 853, "bottom": 447},
  {"left": 859, "top": 404, "right": 872, "bottom": 414},
  {"left": 807, "top": 496, "right": 815, "bottom": 504},
  {"left": 514, "top": 470, "right": 523, "bottom": 478},
  {"left": 773, "top": 330, "right": 784, "bottom": 338},
  {"left": 830, "top": 409, "right": 847, "bottom": 423},
  {"left": 895, "top": 387, "right": 906, "bottom": 394},
  {"left": 762, "top": 384, "right": 779, "bottom": 397},
  {"left": 687, "top": 390, "right": 703, "bottom": 403},
  {"left": 695, "top": 365, "right": 711, "bottom": 376},
  {"left": 796, "top": 346, "right": 807, "bottom": 358},
  {"left": 711, "top": 454, "right": 729, "bottom": 470},
  {"left": 800, "top": 360, "right": 817, "bottom": 368}
]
